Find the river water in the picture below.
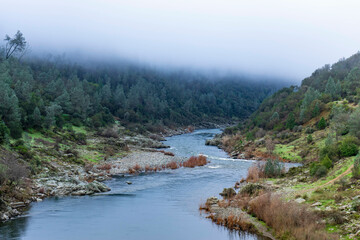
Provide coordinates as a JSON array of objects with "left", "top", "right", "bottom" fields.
[{"left": 0, "top": 129, "right": 298, "bottom": 240}]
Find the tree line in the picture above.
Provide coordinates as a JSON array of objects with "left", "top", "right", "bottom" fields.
[{"left": 0, "top": 31, "right": 280, "bottom": 141}]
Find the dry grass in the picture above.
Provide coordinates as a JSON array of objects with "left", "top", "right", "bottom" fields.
[
  {"left": 133, "top": 164, "right": 141, "bottom": 171},
  {"left": 97, "top": 163, "right": 112, "bottom": 170},
  {"left": 246, "top": 165, "right": 260, "bottom": 183},
  {"left": 207, "top": 213, "right": 255, "bottom": 232},
  {"left": 248, "top": 193, "right": 338, "bottom": 240},
  {"left": 165, "top": 161, "right": 179, "bottom": 169},
  {"left": 183, "top": 155, "right": 207, "bottom": 168}
]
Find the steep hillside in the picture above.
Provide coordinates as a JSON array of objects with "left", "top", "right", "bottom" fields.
[{"left": 211, "top": 52, "right": 360, "bottom": 239}]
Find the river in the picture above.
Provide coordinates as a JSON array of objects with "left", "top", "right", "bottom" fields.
[{"left": 0, "top": 129, "right": 298, "bottom": 240}]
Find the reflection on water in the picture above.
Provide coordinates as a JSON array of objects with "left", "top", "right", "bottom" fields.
[{"left": 0, "top": 129, "right": 297, "bottom": 240}]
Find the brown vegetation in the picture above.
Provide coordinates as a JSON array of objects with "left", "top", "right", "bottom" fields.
[
  {"left": 208, "top": 214, "right": 256, "bottom": 232},
  {"left": 165, "top": 161, "right": 179, "bottom": 169},
  {"left": 97, "top": 163, "right": 112, "bottom": 171},
  {"left": 248, "top": 193, "right": 338, "bottom": 240},
  {"left": 183, "top": 155, "right": 207, "bottom": 168}
]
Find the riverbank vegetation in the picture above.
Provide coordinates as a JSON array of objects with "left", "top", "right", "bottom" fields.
[{"left": 206, "top": 51, "right": 360, "bottom": 238}]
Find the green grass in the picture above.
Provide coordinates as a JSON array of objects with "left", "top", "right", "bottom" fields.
[
  {"left": 274, "top": 144, "right": 302, "bottom": 162},
  {"left": 24, "top": 131, "right": 55, "bottom": 145},
  {"left": 72, "top": 126, "right": 87, "bottom": 134},
  {"left": 81, "top": 152, "right": 104, "bottom": 163}
]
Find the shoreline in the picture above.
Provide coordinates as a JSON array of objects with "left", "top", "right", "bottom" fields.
[{"left": 0, "top": 148, "right": 186, "bottom": 222}]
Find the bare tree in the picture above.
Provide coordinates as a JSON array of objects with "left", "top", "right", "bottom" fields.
[
  {"left": 265, "top": 138, "right": 275, "bottom": 154},
  {"left": 4, "top": 31, "right": 27, "bottom": 59}
]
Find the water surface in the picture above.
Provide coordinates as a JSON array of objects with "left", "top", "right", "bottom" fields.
[{"left": 0, "top": 129, "right": 297, "bottom": 240}]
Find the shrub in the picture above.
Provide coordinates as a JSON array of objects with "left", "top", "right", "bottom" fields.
[
  {"left": 305, "top": 127, "right": 314, "bottom": 134},
  {"left": 320, "top": 143, "right": 339, "bottom": 162},
  {"left": 97, "top": 127, "right": 119, "bottom": 138},
  {"left": 165, "top": 161, "right": 179, "bottom": 169},
  {"left": 320, "top": 155, "right": 332, "bottom": 169},
  {"left": 353, "top": 155, "right": 360, "bottom": 179},
  {"left": 310, "top": 162, "right": 321, "bottom": 176},
  {"left": 315, "top": 165, "right": 328, "bottom": 178},
  {"left": 245, "top": 132, "right": 255, "bottom": 141},
  {"left": 240, "top": 183, "right": 266, "bottom": 196},
  {"left": 264, "top": 159, "right": 284, "bottom": 178},
  {"left": 0, "top": 150, "right": 29, "bottom": 184},
  {"left": 183, "top": 155, "right": 207, "bottom": 168},
  {"left": 74, "top": 133, "right": 87, "bottom": 145},
  {"left": 339, "top": 137, "right": 358, "bottom": 157},
  {"left": 307, "top": 134, "right": 313, "bottom": 143},
  {"left": 246, "top": 164, "right": 260, "bottom": 183}
]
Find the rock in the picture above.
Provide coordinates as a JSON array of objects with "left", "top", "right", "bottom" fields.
[
  {"left": 295, "top": 198, "right": 306, "bottom": 204},
  {"left": 126, "top": 181, "right": 132, "bottom": 185},
  {"left": 311, "top": 202, "right": 322, "bottom": 207},
  {"left": 0, "top": 213, "right": 9, "bottom": 221},
  {"left": 205, "top": 137, "right": 222, "bottom": 146},
  {"left": 206, "top": 197, "right": 219, "bottom": 205},
  {"left": 219, "top": 188, "right": 236, "bottom": 199},
  {"left": 325, "top": 206, "right": 332, "bottom": 211},
  {"left": 314, "top": 207, "right": 321, "bottom": 211},
  {"left": 72, "top": 190, "right": 87, "bottom": 196},
  {"left": 10, "top": 202, "right": 26, "bottom": 208}
]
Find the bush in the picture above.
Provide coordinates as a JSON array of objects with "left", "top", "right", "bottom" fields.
[
  {"left": 307, "top": 134, "right": 313, "bottom": 143},
  {"left": 315, "top": 166, "right": 328, "bottom": 178},
  {"left": 264, "top": 159, "right": 284, "bottom": 178},
  {"left": 183, "top": 155, "right": 207, "bottom": 168},
  {"left": 353, "top": 155, "right": 360, "bottom": 179},
  {"left": 246, "top": 164, "right": 260, "bottom": 182},
  {"left": 0, "top": 150, "right": 29, "bottom": 184},
  {"left": 339, "top": 137, "right": 358, "bottom": 157},
  {"left": 320, "top": 155, "right": 332, "bottom": 169},
  {"left": 305, "top": 127, "right": 314, "bottom": 134},
  {"left": 320, "top": 143, "right": 339, "bottom": 162},
  {"left": 245, "top": 132, "right": 255, "bottom": 141},
  {"left": 310, "top": 162, "right": 320, "bottom": 176}
]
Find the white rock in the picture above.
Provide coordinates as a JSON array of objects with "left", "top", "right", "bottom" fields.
[
  {"left": 311, "top": 202, "right": 322, "bottom": 207},
  {"left": 295, "top": 198, "right": 306, "bottom": 204}
]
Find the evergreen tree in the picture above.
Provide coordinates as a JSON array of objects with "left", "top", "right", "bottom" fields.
[
  {"left": 0, "top": 120, "right": 9, "bottom": 144},
  {"left": 31, "top": 107, "right": 42, "bottom": 129},
  {"left": 325, "top": 77, "right": 336, "bottom": 99},
  {"left": 318, "top": 117, "right": 326, "bottom": 130},
  {"left": 44, "top": 103, "right": 62, "bottom": 128},
  {"left": 286, "top": 112, "right": 296, "bottom": 130},
  {"left": 0, "top": 81, "right": 22, "bottom": 138}
]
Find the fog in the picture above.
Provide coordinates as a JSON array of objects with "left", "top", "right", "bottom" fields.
[{"left": 1, "top": 0, "right": 360, "bottom": 81}]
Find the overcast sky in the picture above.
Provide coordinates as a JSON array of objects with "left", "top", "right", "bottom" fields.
[{"left": 1, "top": 0, "right": 360, "bottom": 81}]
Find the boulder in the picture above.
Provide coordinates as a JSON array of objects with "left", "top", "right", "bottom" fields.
[
  {"left": 295, "top": 198, "right": 306, "bottom": 204},
  {"left": 206, "top": 197, "right": 219, "bottom": 206},
  {"left": 219, "top": 188, "right": 236, "bottom": 199}
]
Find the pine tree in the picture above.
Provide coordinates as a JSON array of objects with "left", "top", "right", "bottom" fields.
[
  {"left": 31, "top": 107, "right": 42, "bottom": 129},
  {"left": 325, "top": 77, "right": 336, "bottom": 99},
  {"left": 286, "top": 112, "right": 296, "bottom": 130},
  {"left": 0, "top": 81, "right": 22, "bottom": 138},
  {"left": 318, "top": 117, "right": 326, "bottom": 130}
]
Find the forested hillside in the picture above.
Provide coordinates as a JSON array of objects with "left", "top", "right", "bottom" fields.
[
  {"left": 211, "top": 52, "right": 360, "bottom": 239},
  {"left": 0, "top": 52, "right": 279, "bottom": 141}
]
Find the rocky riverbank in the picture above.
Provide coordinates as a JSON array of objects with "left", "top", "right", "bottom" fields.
[{"left": 0, "top": 148, "right": 185, "bottom": 222}]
